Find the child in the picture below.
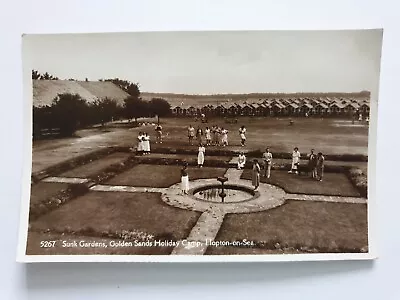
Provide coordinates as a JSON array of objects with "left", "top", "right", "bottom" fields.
[
  {"left": 288, "top": 147, "right": 301, "bottom": 174},
  {"left": 197, "top": 143, "right": 206, "bottom": 168},
  {"left": 252, "top": 159, "right": 261, "bottom": 190},
  {"left": 181, "top": 161, "right": 189, "bottom": 194},
  {"left": 316, "top": 152, "right": 325, "bottom": 181},
  {"left": 262, "top": 147, "right": 273, "bottom": 178},
  {"left": 237, "top": 152, "right": 246, "bottom": 170}
]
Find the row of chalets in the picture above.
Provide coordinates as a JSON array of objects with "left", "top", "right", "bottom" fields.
[{"left": 171, "top": 96, "right": 370, "bottom": 117}]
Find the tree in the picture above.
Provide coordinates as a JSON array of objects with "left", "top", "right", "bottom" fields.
[
  {"left": 123, "top": 96, "right": 147, "bottom": 122},
  {"left": 51, "top": 93, "right": 88, "bottom": 136},
  {"left": 104, "top": 78, "right": 140, "bottom": 97},
  {"left": 32, "top": 70, "right": 40, "bottom": 80},
  {"left": 148, "top": 98, "right": 171, "bottom": 124},
  {"left": 92, "top": 98, "right": 119, "bottom": 126}
]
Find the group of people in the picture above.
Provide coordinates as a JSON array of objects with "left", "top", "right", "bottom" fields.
[
  {"left": 136, "top": 124, "right": 163, "bottom": 154},
  {"left": 187, "top": 125, "right": 247, "bottom": 147},
  {"left": 287, "top": 147, "right": 325, "bottom": 181}
]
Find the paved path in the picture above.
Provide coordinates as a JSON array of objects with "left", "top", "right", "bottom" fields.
[
  {"left": 39, "top": 166, "right": 367, "bottom": 255},
  {"left": 171, "top": 211, "right": 225, "bottom": 255}
]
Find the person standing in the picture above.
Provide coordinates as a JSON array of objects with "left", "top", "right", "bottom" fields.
[
  {"left": 205, "top": 127, "right": 211, "bottom": 146},
  {"left": 252, "top": 159, "right": 261, "bottom": 190},
  {"left": 237, "top": 152, "right": 246, "bottom": 170},
  {"left": 137, "top": 132, "right": 144, "bottom": 154},
  {"left": 197, "top": 143, "right": 206, "bottom": 168},
  {"left": 211, "top": 125, "right": 217, "bottom": 146},
  {"left": 316, "top": 152, "right": 325, "bottom": 181},
  {"left": 307, "top": 149, "right": 317, "bottom": 179},
  {"left": 143, "top": 132, "right": 150, "bottom": 155},
  {"left": 216, "top": 126, "right": 222, "bottom": 146},
  {"left": 181, "top": 161, "right": 189, "bottom": 194},
  {"left": 288, "top": 147, "right": 301, "bottom": 174},
  {"left": 239, "top": 125, "right": 247, "bottom": 146},
  {"left": 262, "top": 147, "right": 273, "bottom": 178},
  {"left": 188, "top": 125, "right": 195, "bottom": 145},
  {"left": 155, "top": 124, "right": 163, "bottom": 144},
  {"left": 221, "top": 127, "right": 229, "bottom": 147},
  {"left": 196, "top": 127, "right": 203, "bottom": 145}
]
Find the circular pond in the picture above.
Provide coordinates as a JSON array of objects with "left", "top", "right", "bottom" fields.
[{"left": 191, "top": 184, "right": 256, "bottom": 203}]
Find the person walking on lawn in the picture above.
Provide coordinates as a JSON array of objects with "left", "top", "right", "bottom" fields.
[
  {"left": 307, "top": 148, "right": 318, "bottom": 179},
  {"left": 262, "top": 147, "right": 273, "bottom": 178},
  {"left": 155, "top": 124, "right": 163, "bottom": 144},
  {"left": 316, "top": 152, "right": 325, "bottom": 181},
  {"left": 288, "top": 147, "right": 301, "bottom": 174},
  {"left": 239, "top": 125, "right": 247, "bottom": 147},
  {"left": 197, "top": 143, "right": 205, "bottom": 168},
  {"left": 252, "top": 159, "right": 261, "bottom": 190},
  {"left": 188, "top": 125, "right": 195, "bottom": 145}
]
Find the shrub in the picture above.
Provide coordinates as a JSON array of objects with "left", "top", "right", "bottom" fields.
[{"left": 346, "top": 167, "right": 368, "bottom": 198}]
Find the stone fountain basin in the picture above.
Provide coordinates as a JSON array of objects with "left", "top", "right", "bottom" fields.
[{"left": 190, "top": 184, "right": 259, "bottom": 203}]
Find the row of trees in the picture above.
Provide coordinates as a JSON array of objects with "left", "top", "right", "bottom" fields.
[{"left": 33, "top": 94, "right": 171, "bottom": 138}]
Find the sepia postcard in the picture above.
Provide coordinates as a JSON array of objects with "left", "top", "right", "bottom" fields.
[{"left": 17, "top": 30, "right": 382, "bottom": 262}]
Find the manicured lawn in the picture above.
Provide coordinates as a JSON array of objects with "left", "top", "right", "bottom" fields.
[
  {"left": 59, "top": 152, "right": 130, "bottom": 178},
  {"left": 152, "top": 117, "right": 369, "bottom": 155},
  {"left": 212, "top": 200, "right": 368, "bottom": 253},
  {"left": 241, "top": 169, "right": 360, "bottom": 197},
  {"left": 30, "top": 191, "right": 201, "bottom": 242},
  {"left": 30, "top": 182, "right": 70, "bottom": 206},
  {"left": 106, "top": 164, "right": 227, "bottom": 187},
  {"left": 26, "top": 232, "right": 173, "bottom": 255}
]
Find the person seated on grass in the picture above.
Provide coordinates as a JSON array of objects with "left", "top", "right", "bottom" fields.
[
  {"left": 307, "top": 148, "right": 317, "bottom": 179},
  {"left": 288, "top": 147, "right": 301, "bottom": 174},
  {"left": 181, "top": 161, "right": 189, "bottom": 195},
  {"left": 237, "top": 152, "right": 246, "bottom": 170},
  {"left": 188, "top": 125, "right": 195, "bottom": 145},
  {"left": 252, "top": 159, "right": 261, "bottom": 191},
  {"left": 316, "top": 152, "right": 325, "bottom": 181},
  {"left": 197, "top": 143, "right": 205, "bottom": 168},
  {"left": 262, "top": 147, "right": 273, "bottom": 178}
]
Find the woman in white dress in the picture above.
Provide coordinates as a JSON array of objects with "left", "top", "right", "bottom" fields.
[
  {"left": 197, "top": 143, "right": 205, "bottom": 168},
  {"left": 288, "top": 147, "right": 301, "bottom": 174},
  {"left": 237, "top": 152, "right": 246, "bottom": 170},
  {"left": 137, "top": 132, "right": 144, "bottom": 154},
  {"left": 181, "top": 161, "right": 189, "bottom": 194},
  {"left": 143, "top": 132, "right": 150, "bottom": 155},
  {"left": 221, "top": 128, "right": 229, "bottom": 146}
]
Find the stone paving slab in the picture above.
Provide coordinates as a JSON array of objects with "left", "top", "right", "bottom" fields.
[
  {"left": 171, "top": 211, "right": 225, "bottom": 255},
  {"left": 90, "top": 185, "right": 166, "bottom": 193},
  {"left": 286, "top": 193, "right": 367, "bottom": 204},
  {"left": 42, "top": 177, "right": 89, "bottom": 184}
]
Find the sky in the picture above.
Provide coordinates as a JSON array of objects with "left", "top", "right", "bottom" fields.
[{"left": 23, "top": 30, "right": 383, "bottom": 97}]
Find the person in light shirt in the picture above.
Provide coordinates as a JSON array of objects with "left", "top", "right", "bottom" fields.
[
  {"left": 197, "top": 143, "right": 206, "bottom": 168},
  {"left": 237, "top": 152, "right": 246, "bottom": 170},
  {"left": 262, "top": 147, "right": 273, "bottom": 178},
  {"left": 288, "top": 147, "right": 301, "bottom": 174}
]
